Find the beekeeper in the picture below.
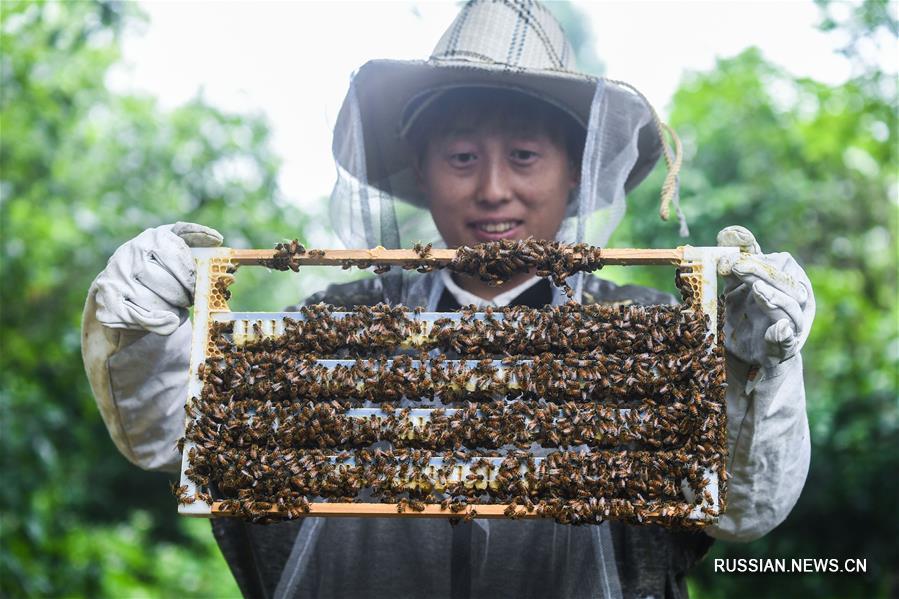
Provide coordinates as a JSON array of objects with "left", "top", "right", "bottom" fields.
[{"left": 81, "top": 1, "right": 815, "bottom": 597}]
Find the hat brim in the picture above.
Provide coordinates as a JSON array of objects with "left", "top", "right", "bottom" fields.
[{"left": 333, "top": 59, "right": 663, "bottom": 207}]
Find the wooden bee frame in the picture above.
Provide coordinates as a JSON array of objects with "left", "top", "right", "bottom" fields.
[{"left": 178, "top": 246, "right": 738, "bottom": 524}]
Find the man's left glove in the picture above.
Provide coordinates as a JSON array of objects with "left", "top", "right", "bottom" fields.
[
  {"left": 716, "top": 226, "right": 815, "bottom": 367},
  {"left": 94, "top": 222, "right": 223, "bottom": 336}
]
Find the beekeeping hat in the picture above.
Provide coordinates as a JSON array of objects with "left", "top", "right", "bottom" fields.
[{"left": 329, "top": 0, "right": 687, "bottom": 256}]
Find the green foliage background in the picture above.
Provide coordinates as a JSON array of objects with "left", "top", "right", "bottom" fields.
[{"left": 1, "top": 1, "right": 895, "bottom": 597}]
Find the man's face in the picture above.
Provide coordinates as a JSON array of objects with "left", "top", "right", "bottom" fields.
[{"left": 417, "top": 122, "right": 578, "bottom": 248}]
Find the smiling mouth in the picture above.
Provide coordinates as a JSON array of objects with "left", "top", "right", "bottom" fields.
[{"left": 471, "top": 220, "right": 522, "bottom": 233}]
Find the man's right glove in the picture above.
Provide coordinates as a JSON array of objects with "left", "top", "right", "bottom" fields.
[
  {"left": 716, "top": 225, "right": 815, "bottom": 367},
  {"left": 95, "top": 222, "right": 223, "bottom": 336}
]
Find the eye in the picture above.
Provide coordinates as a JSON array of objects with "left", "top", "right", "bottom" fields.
[
  {"left": 510, "top": 149, "right": 539, "bottom": 164},
  {"left": 450, "top": 152, "right": 477, "bottom": 167}
]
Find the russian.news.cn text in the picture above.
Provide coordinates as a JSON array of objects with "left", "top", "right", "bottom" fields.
[{"left": 714, "top": 558, "right": 867, "bottom": 574}]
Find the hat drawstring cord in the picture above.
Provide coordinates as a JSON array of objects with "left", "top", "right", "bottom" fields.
[
  {"left": 604, "top": 78, "right": 688, "bottom": 235},
  {"left": 658, "top": 122, "right": 682, "bottom": 221}
]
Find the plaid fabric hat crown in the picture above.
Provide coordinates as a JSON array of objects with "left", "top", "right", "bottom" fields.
[{"left": 431, "top": 0, "right": 576, "bottom": 72}]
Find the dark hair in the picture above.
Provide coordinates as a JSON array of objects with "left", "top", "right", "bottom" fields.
[{"left": 404, "top": 87, "right": 586, "bottom": 169}]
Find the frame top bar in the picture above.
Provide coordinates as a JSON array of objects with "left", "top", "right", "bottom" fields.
[{"left": 218, "top": 247, "right": 686, "bottom": 266}]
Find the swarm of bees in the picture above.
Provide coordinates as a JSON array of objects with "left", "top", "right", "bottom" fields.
[
  {"left": 180, "top": 242, "right": 727, "bottom": 527},
  {"left": 263, "top": 239, "right": 307, "bottom": 272},
  {"left": 216, "top": 301, "right": 706, "bottom": 359},
  {"left": 262, "top": 238, "right": 602, "bottom": 297},
  {"left": 449, "top": 238, "right": 604, "bottom": 296}
]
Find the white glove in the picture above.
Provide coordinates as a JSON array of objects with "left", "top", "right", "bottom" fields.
[
  {"left": 716, "top": 226, "right": 815, "bottom": 367},
  {"left": 94, "top": 222, "right": 223, "bottom": 336}
]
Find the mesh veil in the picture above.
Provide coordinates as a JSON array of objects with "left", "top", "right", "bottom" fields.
[
  {"left": 329, "top": 78, "right": 441, "bottom": 303},
  {"left": 561, "top": 79, "right": 650, "bottom": 299},
  {"left": 329, "top": 77, "right": 683, "bottom": 302}
]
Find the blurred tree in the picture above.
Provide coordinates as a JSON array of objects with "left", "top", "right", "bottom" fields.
[
  {"left": 816, "top": 0, "right": 897, "bottom": 68},
  {"left": 613, "top": 2, "right": 897, "bottom": 597},
  {"left": 1, "top": 0, "right": 307, "bottom": 595}
]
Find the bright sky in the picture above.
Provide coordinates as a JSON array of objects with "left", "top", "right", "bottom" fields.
[{"left": 108, "top": 1, "right": 872, "bottom": 211}]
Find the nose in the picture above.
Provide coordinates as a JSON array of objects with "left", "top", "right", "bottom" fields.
[{"left": 475, "top": 155, "right": 512, "bottom": 206}]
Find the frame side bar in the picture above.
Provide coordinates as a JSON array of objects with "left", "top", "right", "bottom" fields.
[{"left": 178, "top": 248, "right": 233, "bottom": 515}]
